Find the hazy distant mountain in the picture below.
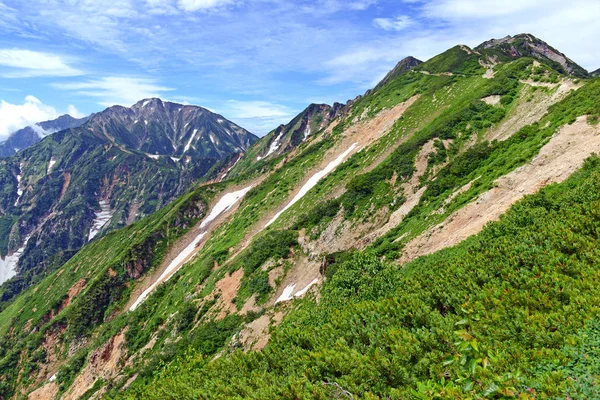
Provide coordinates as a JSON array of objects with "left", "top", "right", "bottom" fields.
[{"left": 0, "top": 114, "right": 91, "bottom": 158}]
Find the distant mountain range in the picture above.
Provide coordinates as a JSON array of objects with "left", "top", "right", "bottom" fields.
[
  {"left": 0, "top": 98, "right": 257, "bottom": 300},
  {"left": 0, "top": 114, "right": 92, "bottom": 158}
]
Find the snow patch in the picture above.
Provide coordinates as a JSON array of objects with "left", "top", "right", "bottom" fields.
[
  {"left": 134, "top": 119, "right": 138, "bottom": 124},
  {"left": 48, "top": 374, "right": 57, "bottom": 383},
  {"left": 275, "top": 284, "right": 296, "bottom": 303},
  {"left": 14, "top": 171, "right": 22, "bottom": 206},
  {"left": 184, "top": 129, "right": 198, "bottom": 152},
  {"left": 303, "top": 124, "right": 311, "bottom": 140},
  {"left": 220, "top": 155, "right": 242, "bottom": 181},
  {"left": 129, "top": 185, "right": 253, "bottom": 311},
  {"left": 130, "top": 231, "right": 207, "bottom": 311},
  {"left": 275, "top": 278, "right": 320, "bottom": 304},
  {"left": 144, "top": 120, "right": 148, "bottom": 125},
  {"left": 294, "top": 278, "right": 319, "bottom": 297},
  {"left": 0, "top": 236, "right": 29, "bottom": 286},
  {"left": 142, "top": 100, "right": 151, "bottom": 108},
  {"left": 170, "top": 157, "right": 180, "bottom": 163},
  {"left": 266, "top": 143, "right": 358, "bottom": 227},
  {"left": 13, "top": 147, "right": 19, "bottom": 153},
  {"left": 217, "top": 118, "right": 224, "bottom": 123},
  {"left": 47, "top": 158, "right": 56, "bottom": 174},
  {"left": 88, "top": 200, "right": 113, "bottom": 241},
  {"left": 200, "top": 186, "right": 253, "bottom": 229},
  {"left": 266, "top": 130, "right": 284, "bottom": 158},
  {"left": 256, "top": 156, "right": 262, "bottom": 161},
  {"left": 146, "top": 154, "right": 160, "bottom": 160}
]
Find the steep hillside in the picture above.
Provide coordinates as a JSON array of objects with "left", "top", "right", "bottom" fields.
[
  {"left": 0, "top": 34, "right": 599, "bottom": 399},
  {"left": 0, "top": 114, "right": 91, "bottom": 158},
  {"left": 476, "top": 33, "right": 589, "bottom": 78},
  {"left": 0, "top": 99, "right": 257, "bottom": 303}
]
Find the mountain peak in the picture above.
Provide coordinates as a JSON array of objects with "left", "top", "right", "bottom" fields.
[
  {"left": 475, "top": 33, "right": 588, "bottom": 77},
  {"left": 374, "top": 56, "right": 423, "bottom": 90}
]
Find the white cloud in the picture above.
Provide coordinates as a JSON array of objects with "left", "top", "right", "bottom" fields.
[
  {"left": 218, "top": 100, "right": 296, "bottom": 135},
  {"left": 373, "top": 15, "right": 414, "bottom": 31},
  {"left": 0, "top": 49, "right": 83, "bottom": 78},
  {"left": 67, "top": 104, "right": 86, "bottom": 118},
  {"left": 321, "top": 0, "right": 600, "bottom": 86},
  {"left": 51, "top": 76, "right": 174, "bottom": 107},
  {"left": 177, "top": 0, "right": 236, "bottom": 12},
  {"left": 0, "top": 96, "right": 59, "bottom": 140}
]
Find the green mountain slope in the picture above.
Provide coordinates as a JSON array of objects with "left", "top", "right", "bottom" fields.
[
  {"left": 0, "top": 34, "right": 599, "bottom": 399},
  {"left": 0, "top": 99, "right": 257, "bottom": 304}
]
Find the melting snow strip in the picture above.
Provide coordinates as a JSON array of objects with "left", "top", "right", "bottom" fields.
[
  {"left": 88, "top": 201, "right": 113, "bottom": 241},
  {"left": 266, "top": 143, "right": 358, "bottom": 227},
  {"left": 129, "top": 185, "right": 253, "bottom": 311},
  {"left": 265, "top": 130, "right": 284, "bottom": 158},
  {"left": 184, "top": 129, "right": 198, "bottom": 153},
  {"left": 275, "top": 278, "right": 320, "bottom": 304},
  {"left": 0, "top": 236, "right": 30, "bottom": 286},
  {"left": 47, "top": 158, "right": 56, "bottom": 174}
]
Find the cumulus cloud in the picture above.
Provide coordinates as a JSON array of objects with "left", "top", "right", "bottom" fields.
[
  {"left": 373, "top": 15, "right": 414, "bottom": 31},
  {"left": 0, "top": 96, "right": 59, "bottom": 140},
  {"left": 0, "top": 49, "right": 83, "bottom": 78},
  {"left": 51, "top": 76, "right": 174, "bottom": 107},
  {"left": 67, "top": 104, "right": 86, "bottom": 118}
]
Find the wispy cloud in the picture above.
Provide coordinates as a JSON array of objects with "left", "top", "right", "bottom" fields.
[
  {"left": 51, "top": 76, "right": 174, "bottom": 107},
  {"left": 373, "top": 15, "right": 414, "bottom": 31},
  {"left": 177, "top": 0, "right": 238, "bottom": 12},
  {"left": 217, "top": 100, "right": 296, "bottom": 135},
  {"left": 0, "top": 49, "right": 83, "bottom": 78}
]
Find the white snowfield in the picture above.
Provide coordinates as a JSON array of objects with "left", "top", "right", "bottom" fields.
[
  {"left": 266, "top": 143, "right": 358, "bottom": 227},
  {"left": 303, "top": 124, "right": 311, "bottom": 140},
  {"left": 88, "top": 200, "right": 113, "bottom": 241},
  {"left": 266, "top": 130, "right": 284, "bottom": 158},
  {"left": 275, "top": 278, "right": 320, "bottom": 304},
  {"left": 14, "top": 174, "right": 22, "bottom": 206},
  {"left": 184, "top": 129, "right": 198, "bottom": 152},
  {"left": 47, "top": 158, "right": 56, "bottom": 174},
  {"left": 129, "top": 231, "right": 207, "bottom": 311},
  {"left": 0, "top": 237, "right": 30, "bottom": 286},
  {"left": 129, "top": 185, "right": 253, "bottom": 311}
]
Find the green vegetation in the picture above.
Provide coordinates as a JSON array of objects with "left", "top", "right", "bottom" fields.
[{"left": 119, "top": 156, "right": 600, "bottom": 399}]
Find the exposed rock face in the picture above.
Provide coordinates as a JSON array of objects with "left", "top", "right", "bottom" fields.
[
  {"left": 0, "top": 99, "right": 256, "bottom": 301},
  {"left": 374, "top": 56, "right": 423, "bottom": 90},
  {"left": 256, "top": 102, "right": 345, "bottom": 160},
  {"left": 476, "top": 33, "right": 589, "bottom": 78}
]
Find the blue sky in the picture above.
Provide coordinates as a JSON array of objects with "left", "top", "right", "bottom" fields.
[{"left": 0, "top": 0, "right": 599, "bottom": 139}]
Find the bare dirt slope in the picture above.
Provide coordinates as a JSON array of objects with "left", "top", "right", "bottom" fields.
[
  {"left": 401, "top": 116, "right": 600, "bottom": 263},
  {"left": 485, "top": 79, "right": 580, "bottom": 142}
]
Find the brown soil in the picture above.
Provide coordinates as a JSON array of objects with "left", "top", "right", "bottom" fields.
[
  {"left": 58, "top": 172, "right": 71, "bottom": 202},
  {"left": 214, "top": 268, "right": 244, "bottom": 319},
  {"left": 401, "top": 116, "right": 600, "bottom": 263},
  {"left": 237, "top": 311, "right": 284, "bottom": 351},
  {"left": 124, "top": 180, "right": 261, "bottom": 312},
  {"left": 27, "top": 382, "right": 59, "bottom": 400},
  {"left": 485, "top": 79, "right": 580, "bottom": 142},
  {"left": 62, "top": 331, "right": 127, "bottom": 400}
]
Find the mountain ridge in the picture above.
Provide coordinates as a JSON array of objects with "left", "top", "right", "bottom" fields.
[
  {"left": 0, "top": 114, "right": 91, "bottom": 158},
  {"left": 0, "top": 98, "right": 257, "bottom": 303},
  {"left": 1, "top": 33, "right": 600, "bottom": 399}
]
